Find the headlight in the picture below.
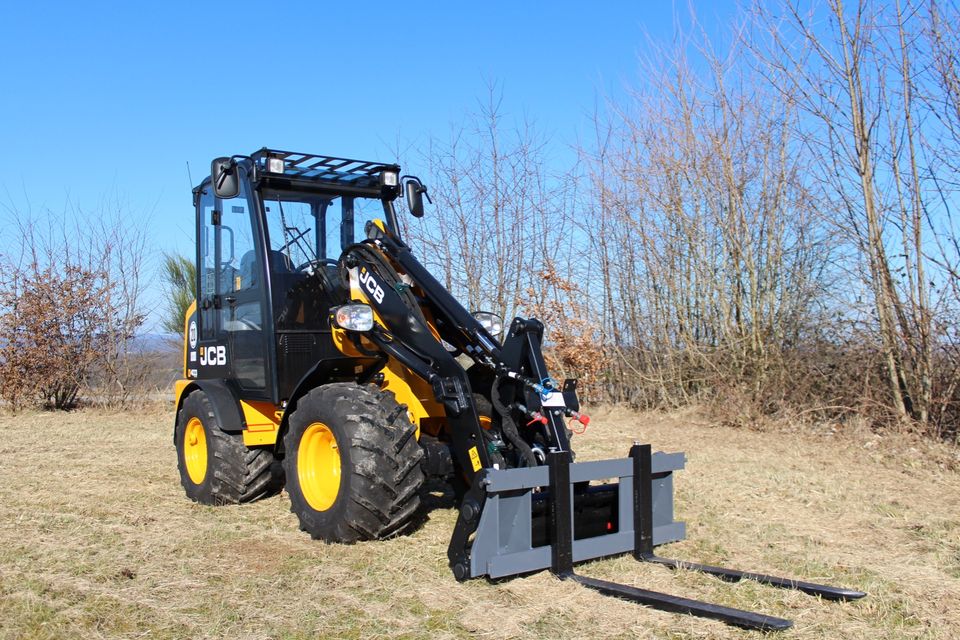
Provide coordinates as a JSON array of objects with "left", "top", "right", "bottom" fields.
[
  {"left": 266, "top": 157, "right": 285, "bottom": 174},
  {"left": 333, "top": 304, "right": 374, "bottom": 332},
  {"left": 473, "top": 311, "right": 503, "bottom": 338}
]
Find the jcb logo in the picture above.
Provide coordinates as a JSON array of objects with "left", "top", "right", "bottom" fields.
[
  {"left": 358, "top": 268, "right": 385, "bottom": 304},
  {"left": 199, "top": 345, "right": 227, "bottom": 366}
]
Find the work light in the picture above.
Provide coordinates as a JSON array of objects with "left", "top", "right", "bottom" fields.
[
  {"left": 333, "top": 304, "right": 374, "bottom": 332},
  {"left": 381, "top": 170, "right": 399, "bottom": 187},
  {"left": 266, "top": 157, "right": 286, "bottom": 174}
]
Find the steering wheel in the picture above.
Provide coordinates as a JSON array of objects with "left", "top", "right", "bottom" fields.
[
  {"left": 297, "top": 258, "right": 339, "bottom": 273},
  {"left": 236, "top": 318, "right": 261, "bottom": 331},
  {"left": 224, "top": 317, "right": 261, "bottom": 332}
]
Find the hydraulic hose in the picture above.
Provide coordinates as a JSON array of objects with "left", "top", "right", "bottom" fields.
[{"left": 492, "top": 374, "right": 538, "bottom": 468}]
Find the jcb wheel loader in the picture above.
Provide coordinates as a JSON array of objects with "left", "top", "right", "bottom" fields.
[{"left": 173, "top": 148, "right": 865, "bottom": 631}]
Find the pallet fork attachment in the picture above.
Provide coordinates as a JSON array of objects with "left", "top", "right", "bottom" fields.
[{"left": 448, "top": 444, "right": 866, "bottom": 631}]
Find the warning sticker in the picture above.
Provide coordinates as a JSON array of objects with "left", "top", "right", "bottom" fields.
[{"left": 468, "top": 446, "right": 482, "bottom": 472}]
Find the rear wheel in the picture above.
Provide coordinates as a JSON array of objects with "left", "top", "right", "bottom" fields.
[
  {"left": 283, "top": 383, "right": 425, "bottom": 543},
  {"left": 175, "top": 390, "right": 283, "bottom": 505}
]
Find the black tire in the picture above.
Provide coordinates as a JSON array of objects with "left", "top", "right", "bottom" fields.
[
  {"left": 175, "top": 390, "right": 283, "bottom": 505},
  {"left": 282, "top": 382, "right": 425, "bottom": 543}
]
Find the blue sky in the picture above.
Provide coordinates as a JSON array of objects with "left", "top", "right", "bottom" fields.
[{"left": 0, "top": 1, "right": 736, "bottom": 328}]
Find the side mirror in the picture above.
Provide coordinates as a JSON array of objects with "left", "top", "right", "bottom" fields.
[
  {"left": 405, "top": 180, "right": 425, "bottom": 218},
  {"left": 472, "top": 311, "right": 504, "bottom": 339},
  {"left": 211, "top": 157, "right": 240, "bottom": 199}
]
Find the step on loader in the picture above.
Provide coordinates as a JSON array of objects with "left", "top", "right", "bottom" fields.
[{"left": 173, "top": 148, "right": 865, "bottom": 631}]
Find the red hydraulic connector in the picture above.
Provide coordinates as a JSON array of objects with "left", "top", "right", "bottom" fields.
[
  {"left": 526, "top": 411, "right": 548, "bottom": 427},
  {"left": 514, "top": 403, "right": 549, "bottom": 427},
  {"left": 567, "top": 410, "right": 590, "bottom": 434}
]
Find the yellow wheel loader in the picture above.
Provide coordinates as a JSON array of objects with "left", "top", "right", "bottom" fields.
[{"left": 173, "top": 148, "right": 864, "bottom": 630}]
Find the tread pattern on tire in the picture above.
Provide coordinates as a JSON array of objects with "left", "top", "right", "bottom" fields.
[
  {"left": 176, "top": 390, "right": 283, "bottom": 505},
  {"left": 283, "top": 382, "right": 425, "bottom": 543}
]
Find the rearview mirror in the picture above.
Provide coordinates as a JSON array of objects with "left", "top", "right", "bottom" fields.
[
  {"left": 472, "top": 311, "right": 504, "bottom": 339},
  {"left": 211, "top": 157, "right": 240, "bottom": 199},
  {"left": 405, "top": 181, "right": 425, "bottom": 218}
]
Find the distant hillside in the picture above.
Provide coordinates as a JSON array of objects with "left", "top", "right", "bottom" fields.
[{"left": 132, "top": 333, "right": 180, "bottom": 355}]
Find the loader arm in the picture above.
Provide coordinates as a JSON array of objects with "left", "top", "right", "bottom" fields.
[
  {"left": 337, "top": 226, "right": 573, "bottom": 482},
  {"left": 368, "top": 229, "right": 575, "bottom": 456}
]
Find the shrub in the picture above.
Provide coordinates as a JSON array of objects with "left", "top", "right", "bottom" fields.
[{"left": 0, "top": 209, "right": 145, "bottom": 410}]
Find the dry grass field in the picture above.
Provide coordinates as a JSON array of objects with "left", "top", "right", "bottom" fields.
[{"left": 1, "top": 405, "right": 959, "bottom": 639}]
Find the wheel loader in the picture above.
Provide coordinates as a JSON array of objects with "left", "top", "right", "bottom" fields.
[{"left": 173, "top": 148, "right": 865, "bottom": 631}]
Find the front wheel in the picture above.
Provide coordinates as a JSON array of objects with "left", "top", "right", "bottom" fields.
[
  {"left": 282, "top": 383, "right": 425, "bottom": 543},
  {"left": 175, "top": 390, "right": 283, "bottom": 505}
]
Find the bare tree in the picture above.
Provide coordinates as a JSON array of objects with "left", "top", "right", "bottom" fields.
[
  {"left": 750, "top": 0, "right": 947, "bottom": 430},
  {"left": 583, "top": 23, "right": 834, "bottom": 414},
  {"left": 405, "top": 83, "right": 580, "bottom": 323}
]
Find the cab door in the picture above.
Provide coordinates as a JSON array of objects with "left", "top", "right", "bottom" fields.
[{"left": 195, "top": 170, "right": 271, "bottom": 397}]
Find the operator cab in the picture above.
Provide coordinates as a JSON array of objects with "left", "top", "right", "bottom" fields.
[{"left": 190, "top": 148, "right": 404, "bottom": 403}]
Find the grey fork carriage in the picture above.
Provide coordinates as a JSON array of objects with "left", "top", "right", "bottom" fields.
[{"left": 448, "top": 444, "right": 866, "bottom": 631}]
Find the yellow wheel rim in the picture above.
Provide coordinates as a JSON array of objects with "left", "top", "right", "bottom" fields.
[
  {"left": 184, "top": 417, "right": 208, "bottom": 484},
  {"left": 298, "top": 422, "right": 341, "bottom": 511}
]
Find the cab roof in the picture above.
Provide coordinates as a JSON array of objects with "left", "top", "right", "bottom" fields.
[{"left": 195, "top": 147, "right": 401, "bottom": 199}]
